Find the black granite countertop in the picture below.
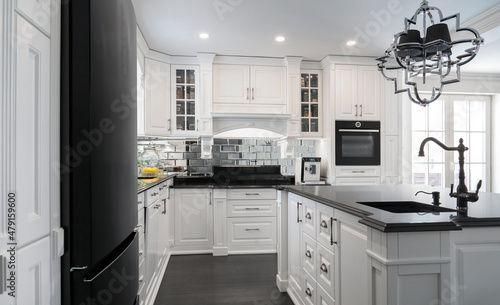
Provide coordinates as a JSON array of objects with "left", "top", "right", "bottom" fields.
[
  {"left": 283, "top": 184, "right": 500, "bottom": 232},
  {"left": 137, "top": 174, "right": 176, "bottom": 194}
]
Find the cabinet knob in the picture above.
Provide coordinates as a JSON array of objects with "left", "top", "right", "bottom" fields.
[
  {"left": 305, "top": 212, "right": 312, "bottom": 220},
  {"left": 320, "top": 220, "right": 328, "bottom": 228},
  {"left": 138, "top": 201, "right": 143, "bottom": 205},
  {"left": 320, "top": 263, "right": 328, "bottom": 273},
  {"left": 305, "top": 288, "right": 312, "bottom": 297},
  {"left": 305, "top": 250, "right": 312, "bottom": 258}
]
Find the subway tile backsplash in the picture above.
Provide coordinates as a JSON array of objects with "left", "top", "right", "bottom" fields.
[{"left": 138, "top": 138, "right": 318, "bottom": 175}]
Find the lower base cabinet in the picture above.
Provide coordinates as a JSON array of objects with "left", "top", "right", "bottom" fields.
[{"left": 287, "top": 192, "right": 367, "bottom": 305}]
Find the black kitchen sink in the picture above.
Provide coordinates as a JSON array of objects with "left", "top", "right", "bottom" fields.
[{"left": 356, "top": 201, "right": 456, "bottom": 213}]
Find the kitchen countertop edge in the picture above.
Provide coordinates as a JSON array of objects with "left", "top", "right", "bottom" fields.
[{"left": 137, "top": 174, "right": 175, "bottom": 194}]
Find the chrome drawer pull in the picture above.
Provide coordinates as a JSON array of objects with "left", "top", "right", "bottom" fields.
[
  {"left": 139, "top": 251, "right": 143, "bottom": 257},
  {"left": 151, "top": 192, "right": 158, "bottom": 196},
  {"left": 352, "top": 170, "right": 365, "bottom": 173},
  {"left": 138, "top": 201, "right": 142, "bottom": 205},
  {"left": 305, "top": 212, "right": 312, "bottom": 220},
  {"left": 305, "top": 288, "right": 312, "bottom": 297},
  {"left": 154, "top": 204, "right": 161, "bottom": 209},
  {"left": 305, "top": 250, "right": 312, "bottom": 258},
  {"left": 245, "top": 208, "right": 260, "bottom": 210},
  {"left": 320, "top": 263, "right": 328, "bottom": 273},
  {"left": 320, "top": 220, "right": 328, "bottom": 228},
  {"left": 245, "top": 228, "right": 260, "bottom": 231},
  {"left": 297, "top": 202, "right": 302, "bottom": 223},
  {"left": 245, "top": 193, "right": 260, "bottom": 196},
  {"left": 331, "top": 217, "right": 338, "bottom": 245}
]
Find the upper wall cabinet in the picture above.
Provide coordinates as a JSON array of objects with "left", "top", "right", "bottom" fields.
[
  {"left": 335, "top": 65, "right": 381, "bottom": 121},
  {"left": 141, "top": 58, "right": 171, "bottom": 137},
  {"left": 300, "top": 71, "right": 322, "bottom": 136},
  {"left": 213, "top": 64, "right": 287, "bottom": 114},
  {"left": 171, "top": 65, "right": 200, "bottom": 136}
]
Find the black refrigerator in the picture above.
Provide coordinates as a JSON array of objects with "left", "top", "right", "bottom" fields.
[{"left": 60, "top": 0, "right": 139, "bottom": 304}]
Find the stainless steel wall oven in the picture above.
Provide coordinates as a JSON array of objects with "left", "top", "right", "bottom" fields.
[{"left": 335, "top": 120, "right": 380, "bottom": 166}]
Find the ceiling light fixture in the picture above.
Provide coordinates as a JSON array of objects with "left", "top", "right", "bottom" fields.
[
  {"left": 376, "top": 1, "right": 484, "bottom": 106},
  {"left": 346, "top": 40, "right": 356, "bottom": 46},
  {"left": 199, "top": 33, "right": 210, "bottom": 39},
  {"left": 275, "top": 36, "right": 285, "bottom": 42}
]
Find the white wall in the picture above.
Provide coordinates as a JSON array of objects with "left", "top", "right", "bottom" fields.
[{"left": 492, "top": 94, "right": 500, "bottom": 193}]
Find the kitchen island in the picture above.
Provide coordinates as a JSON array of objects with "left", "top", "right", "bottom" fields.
[{"left": 277, "top": 185, "right": 500, "bottom": 305}]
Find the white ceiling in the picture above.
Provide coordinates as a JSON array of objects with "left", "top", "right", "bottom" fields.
[{"left": 132, "top": 0, "right": 500, "bottom": 74}]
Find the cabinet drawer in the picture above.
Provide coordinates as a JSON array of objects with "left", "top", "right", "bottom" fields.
[
  {"left": 227, "top": 217, "right": 277, "bottom": 246},
  {"left": 316, "top": 243, "right": 335, "bottom": 295},
  {"left": 302, "top": 268, "right": 316, "bottom": 305},
  {"left": 138, "top": 233, "right": 145, "bottom": 265},
  {"left": 316, "top": 204, "right": 335, "bottom": 250},
  {"left": 317, "top": 283, "right": 335, "bottom": 305},
  {"left": 146, "top": 184, "right": 162, "bottom": 207},
  {"left": 227, "top": 200, "right": 276, "bottom": 217},
  {"left": 138, "top": 209, "right": 145, "bottom": 237},
  {"left": 138, "top": 192, "right": 145, "bottom": 211},
  {"left": 302, "top": 232, "right": 316, "bottom": 278},
  {"left": 335, "top": 166, "right": 380, "bottom": 177},
  {"left": 302, "top": 198, "right": 316, "bottom": 238},
  {"left": 227, "top": 188, "right": 276, "bottom": 200},
  {"left": 138, "top": 259, "right": 146, "bottom": 304}
]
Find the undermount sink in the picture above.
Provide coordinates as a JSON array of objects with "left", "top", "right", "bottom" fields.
[{"left": 356, "top": 201, "right": 456, "bottom": 213}]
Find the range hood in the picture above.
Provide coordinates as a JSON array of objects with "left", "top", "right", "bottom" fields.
[{"left": 211, "top": 113, "right": 290, "bottom": 138}]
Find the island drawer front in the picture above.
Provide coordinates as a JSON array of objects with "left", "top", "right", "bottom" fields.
[
  {"left": 302, "top": 232, "right": 317, "bottom": 278},
  {"left": 316, "top": 243, "right": 335, "bottom": 294},
  {"left": 227, "top": 188, "right": 276, "bottom": 200},
  {"left": 227, "top": 217, "right": 277, "bottom": 246},
  {"left": 316, "top": 203, "right": 336, "bottom": 250},
  {"left": 138, "top": 193, "right": 145, "bottom": 211},
  {"left": 302, "top": 268, "right": 317, "bottom": 305},
  {"left": 226, "top": 200, "right": 277, "bottom": 217}
]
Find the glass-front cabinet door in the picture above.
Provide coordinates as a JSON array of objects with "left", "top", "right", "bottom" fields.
[
  {"left": 172, "top": 65, "right": 199, "bottom": 135},
  {"left": 300, "top": 72, "right": 321, "bottom": 135}
]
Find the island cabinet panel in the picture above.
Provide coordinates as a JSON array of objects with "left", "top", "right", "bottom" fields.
[
  {"left": 450, "top": 228, "right": 500, "bottom": 305},
  {"left": 288, "top": 193, "right": 304, "bottom": 300}
]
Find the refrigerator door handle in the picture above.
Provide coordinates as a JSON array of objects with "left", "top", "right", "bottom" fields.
[{"left": 83, "top": 232, "right": 137, "bottom": 283}]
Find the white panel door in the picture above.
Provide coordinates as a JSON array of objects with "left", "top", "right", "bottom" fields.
[
  {"left": 316, "top": 203, "right": 335, "bottom": 250},
  {"left": 288, "top": 193, "right": 303, "bottom": 298},
  {"left": 251, "top": 66, "right": 286, "bottom": 105},
  {"left": 17, "top": 236, "right": 51, "bottom": 305},
  {"left": 15, "top": 16, "right": 51, "bottom": 247},
  {"left": 302, "top": 269, "right": 316, "bottom": 305},
  {"left": 357, "top": 65, "right": 381, "bottom": 120},
  {"left": 302, "top": 232, "right": 316, "bottom": 278},
  {"left": 174, "top": 189, "right": 213, "bottom": 246},
  {"left": 157, "top": 186, "right": 170, "bottom": 267},
  {"left": 213, "top": 64, "right": 250, "bottom": 105},
  {"left": 335, "top": 65, "right": 357, "bottom": 120},
  {"left": 144, "top": 58, "right": 171, "bottom": 136},
  {"left": 316, "top": 243, "right": 335, "bottom": 298},
  {"left": 302, "top": 198, "right": 316, "bottom": 238}
]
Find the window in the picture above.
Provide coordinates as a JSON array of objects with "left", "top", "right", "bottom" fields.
[{"left": 411, "top": 94, "right": 490, "bottom": 191}]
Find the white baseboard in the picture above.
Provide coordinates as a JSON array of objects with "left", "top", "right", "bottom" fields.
[{"left": 275, "top": 274, "right": 288, "bottom": 292}]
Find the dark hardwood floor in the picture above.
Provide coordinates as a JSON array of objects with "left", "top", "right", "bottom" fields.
[{"left": 153, "top": 254, "right": 295, "bottom": 305}]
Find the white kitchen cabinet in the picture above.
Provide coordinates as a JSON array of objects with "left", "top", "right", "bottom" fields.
[
  {"left": 335, "top": 64, "right": 381, "bottom": 121},
  {"left": 288, "top": 193, "right": 303, "bottom": 299},
  {"left": 142, "top": 58, "right": 171, "bottom": 137},
  {"left": 300, "top": 72, "right": 322, "bottom": 136},
  {"left": 157, "top": 182, "right": 171, "bottom": 267},
  {"left": 145, "top": 197, "right": 161, "bottom": 298},
  {"left": 173, "top": 188, "right": 213, "bottom": 250},
  {"left": 213, "top": 64, "right": 286, "bottom": 114},
  {"left": 15, "top": 15, "right": 51, "bottom": 248},
  {"left": 171, "top": 65, "right": 200, "bottom": 136},
  {"left": 335, "top": 177, "right": 381, "bottom": 186},
  {"left": 17, "top": 236, "right": 51, "bottom": 305}
]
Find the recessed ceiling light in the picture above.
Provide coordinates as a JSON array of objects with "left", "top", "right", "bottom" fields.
[
  {"left": 199, "top": 33, "right": 210, "bottom": 39},
  {"left": 275, "top": 36, "right": 285, "bottom": 42},
  {"left": 346, "top": 40, "right": 357, "bottom": 46}
]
